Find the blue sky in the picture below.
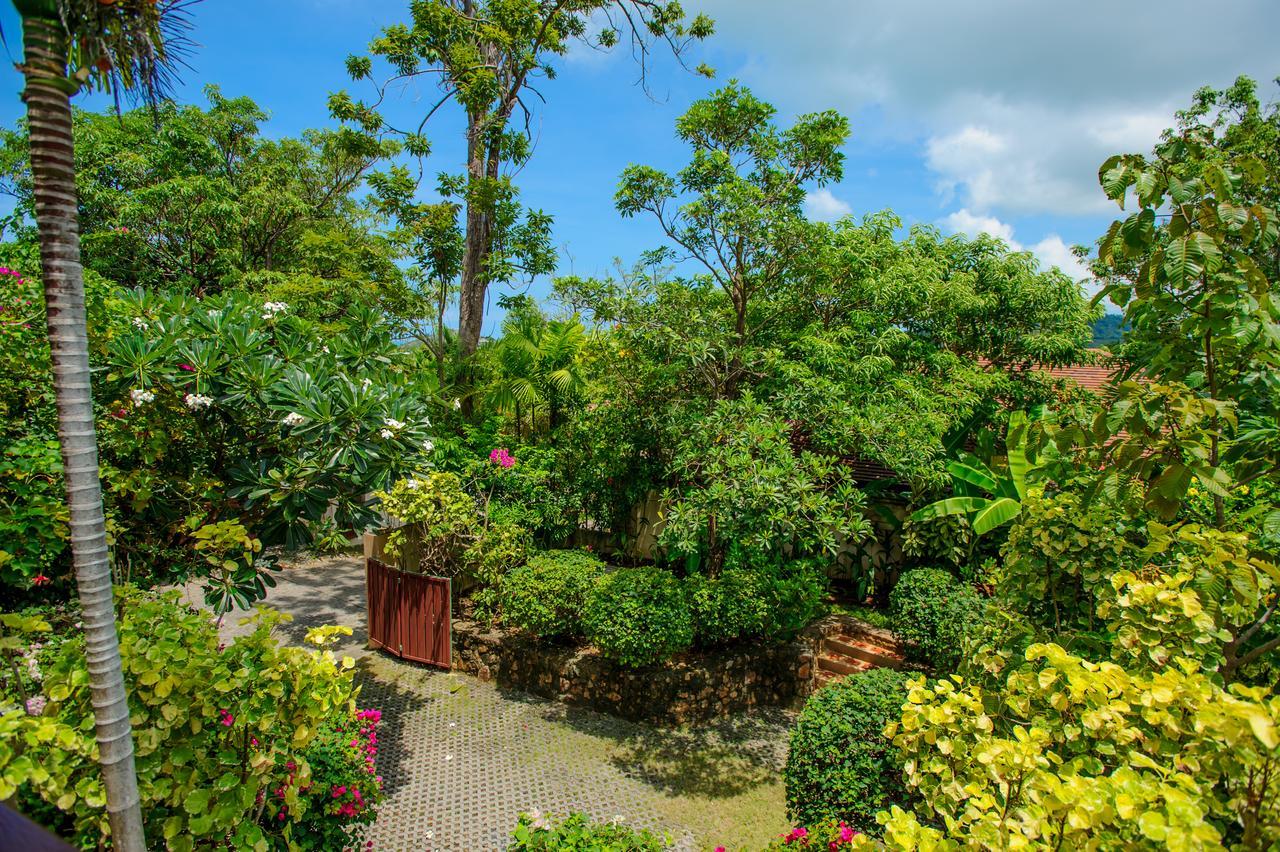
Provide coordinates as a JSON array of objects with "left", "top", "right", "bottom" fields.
[{"left": 2, "top": 0, "right": 1278, "bottom": 332}]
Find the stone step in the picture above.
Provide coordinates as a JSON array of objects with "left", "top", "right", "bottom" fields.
[
  {"left": 825, "top": 634, "right": 904, "bottom": 670},
  {"left": 817, "top": 650, "right": 875, "bottom": 677},
  {"left": 814, "top": 670, "right": 843, "bottom": 690},
  {"left": 834, "top": 627, "right": 900, "bottom": 654}
]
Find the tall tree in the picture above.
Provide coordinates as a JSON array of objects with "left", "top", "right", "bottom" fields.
[
  {"left": 614, "top": 82, "right": 849, "bottom": 398},
  {"left": 332, "top": 0, "right": 714, "bottom": 372},
  {"left": 9, "top": 0, "right": 195, "bottom": 847}
]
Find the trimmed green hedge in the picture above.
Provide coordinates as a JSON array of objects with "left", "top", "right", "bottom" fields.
[
  {"left": 685, "top": 567, "right": 769, "bottom": 646},
  {"left": 499, "top": 549, "right": 604, "bottom": 639},
  {"left": 583, "top": 567, "right": 694, "bottom": 667}
]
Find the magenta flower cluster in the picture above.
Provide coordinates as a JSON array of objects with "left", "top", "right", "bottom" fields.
[
  {"left": 326, "top": 707, "right": 383, "bottom": 820},
  {"left": 775, "top": 822, "right": 860, "bottom": 850},
  {"left": 489, "top": 447, "right": 515, "bottom": 468}
]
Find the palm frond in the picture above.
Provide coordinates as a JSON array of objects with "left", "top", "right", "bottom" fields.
[{"left": 55, "top": 0, "right": 200, "bottom": 110}]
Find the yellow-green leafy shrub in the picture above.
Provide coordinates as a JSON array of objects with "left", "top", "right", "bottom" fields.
[{"left": 0, "top": 589, "right": 377, "bottom": 850}]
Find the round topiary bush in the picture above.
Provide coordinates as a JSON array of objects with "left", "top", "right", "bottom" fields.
[
  {"left": 784, "top": 667, "right": 912, "bottom": 834},
  {"left": 582, "top": 567, "right": 693, "bottom": 667},
  {"left": 685, "top": 567, "right": 769, "bottom": 646},
  {"left": 889, "top": 567, "right": 984, "bottom": 670},
  {"left": 499, "top": 549, "right": 604, "bottom": 639}
]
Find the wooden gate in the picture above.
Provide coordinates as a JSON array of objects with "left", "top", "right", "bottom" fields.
[{"left": 366, "top": 558, "right": 451, "bottom": 669}]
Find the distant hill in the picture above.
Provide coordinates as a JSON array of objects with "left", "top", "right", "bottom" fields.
[{"left": 1090, "top": 313, "right": 1127, "bottom": 347}]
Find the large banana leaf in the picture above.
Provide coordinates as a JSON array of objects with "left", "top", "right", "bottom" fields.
[
  {"left": 972, "top": 497, "right": 1023, "bottom": 535},
  {"left": 946, "top": 458, "right": 1000, "bottom": 494},
  {"left": 1006, "top": 410, "right": 1030, "bottom": 501},
  {"left": 910, "top": 496, "right": 990, "bottom": 522}
]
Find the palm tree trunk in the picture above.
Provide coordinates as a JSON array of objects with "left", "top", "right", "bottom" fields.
[{"left": 17, "top": 9, "right": 147, "bottom": 850}]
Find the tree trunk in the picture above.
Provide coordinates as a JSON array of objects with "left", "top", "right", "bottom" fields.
[
  {"left": 457, "top": 113, "right": 494, "bottom": 362},
  {"left": 18, "top": 11, "right": 147, "bottom": 850}
]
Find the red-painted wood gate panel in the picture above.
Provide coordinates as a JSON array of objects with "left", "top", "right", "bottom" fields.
[{"left": 366, "top": 558, "right": 451, "bottom": 669}]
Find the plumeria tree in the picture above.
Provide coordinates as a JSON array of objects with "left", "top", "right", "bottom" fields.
[{"left": 9, "top": 0, "right": 197, "bottom": 846}]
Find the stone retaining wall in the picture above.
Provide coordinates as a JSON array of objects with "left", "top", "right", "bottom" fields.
[{"left": 450, "top": 619, "right": 817, "bottom": 726}]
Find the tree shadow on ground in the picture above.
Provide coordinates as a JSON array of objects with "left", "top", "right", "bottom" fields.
[{"left": 523, "top": 694, "right": 793, "bottom": 799}]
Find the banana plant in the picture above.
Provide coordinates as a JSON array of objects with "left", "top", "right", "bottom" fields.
[{"left": 912, "top": 411, "right": 1035, "bottom": 536}]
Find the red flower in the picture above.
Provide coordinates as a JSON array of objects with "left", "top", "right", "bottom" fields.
[
  {"left": 32, "top": 573, "right": 51, "bottom": 587},
  {"left": 178, "top": 363, "right": 195, "bottom": 372}
]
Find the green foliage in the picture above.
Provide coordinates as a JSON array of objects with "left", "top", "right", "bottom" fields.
[
  {"left": 0, "top": 589, "right": 382, "bottom": 850},
  {"left": 499, "top": 549, "right": 604, "bottom": 640},
  {"left": 1082, "top": 76, "right": 1280, "bottom": 523},
  {"left": 102, "top": 288, "right": 436, "bottom": 551},
  {"left": 469, "top": 442, "right": 582, "bottom": 545},
  {"left": 582, "top": 567, "right": 693, "bottom": 667},
  {"left": 376, "top": 473, "right": 479, "bottom": 575},
  {"left": 997, "top": 488, "right": 1132, "bottom": 635},
  {"left": 510, "top": 811, "right": 668, "bottom": 851},
  {"left": 189, "top": 518, "right": 277, "bottom": 618},
  {"left": 784, "top": 668, "right": 912, "bottom": 834},
  {"left": 756, "top": 560, "right": 829, "bottom": 642},
  {"left": 0, "top": 438, "right": 67, "bottom": 588},
  {"left": 911, "top": 411, "right": 1033, "bottom": 538},
  {"left": 660, "top": 395, "right": 870, "bottom": 572},
  {"left": 1, "top": 90, "right": 403, "bottom": 302},
  {"left": 684, "top": 568, "right": 768, "bottom": 647},
  {"left": 889, "top": 568, "right": 984, "bottom": 670},
  {"left": 484, "top": 297, "right": 591, "bottom": 437},
  {"left": 615, "top": 82, "right": 848, "bottom": 398},
  {"left": 466, "top": 519, "right": 533, "bottom": 590}
]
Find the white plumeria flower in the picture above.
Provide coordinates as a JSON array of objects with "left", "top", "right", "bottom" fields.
[
  {"left": 422, "top": 439, "right": 435, "bottom": 453},
  {"left": 406, "top": 478, "right": 421, "bottom": 490},
  {"left": 379, "top": 428, "right": 395, "bottom": 439},
  {"left": 322, "top": 345, "right": 330, "bottom": 354},
  {"left": 262, "top": 301, "right": 289, "bottom": 314},
  {"left": 281, "top": 412, "right": 306, "bottom": 427},
  {"left": 131, "top": 317, "right": 148, "bottom": 329},
  {"left": 129, "top": 389, "right": 155, "bottom": 406},
  {"left": 183, "top": 393, "right": 214, "bottom": 411},
  {"left": 452, "top": 398, "right": 461, "bottom": 410},
  {"left": 383, "top": 418, "right": 405, "bottom": 431}
]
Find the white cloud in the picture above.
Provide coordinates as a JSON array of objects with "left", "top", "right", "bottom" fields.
[
  {"left": 942, "top": 208, "right": 1092, "bottom": 286},
  {"left": 941, "top": 209, "right": 1016, "bottom": 244},
  {"left": 1029, "top": 235, "right": 1091, "bottom": 285},
  {"left": 690, "top": 0, "right": 1280, "bottom": 218},
  {"left": 804, "top": 188, "right": 853, "bottom": 222}
]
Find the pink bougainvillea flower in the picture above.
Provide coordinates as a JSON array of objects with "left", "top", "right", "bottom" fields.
[
  {"left": 488, "top": 447, "right": 515, "bottom": 468},
  {"left": 784, "top": 827, "right": 809, "bottom": 844},
  {"left": 839, "top": 824, "right": 855, "bottom": 843},
  {"left": 715, "top": 847, "right": 726, "bottom": 852},
  {"left": 178, "top": 363, "right": 195, "bottom": 372},
  {"left": 218, "top": 709, "right": 234, "bottom": 727}
]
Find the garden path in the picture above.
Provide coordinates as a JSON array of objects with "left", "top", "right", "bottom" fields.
[{"left": 185, "top": 555, "right": 794, "bottom": 851}]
